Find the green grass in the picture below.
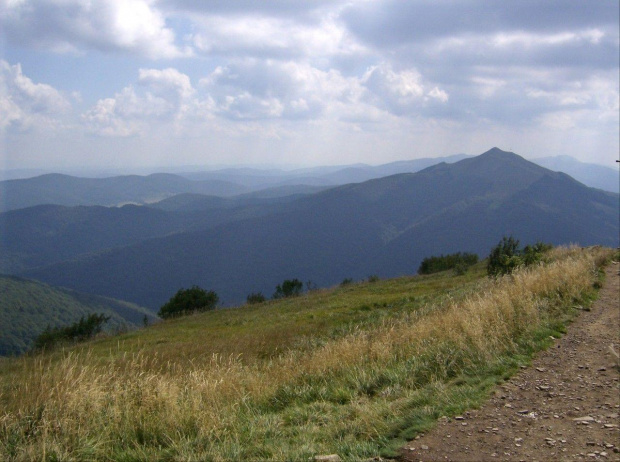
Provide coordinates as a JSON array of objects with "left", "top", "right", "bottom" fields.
[
  {"left": 0, "top": 247, "right": 613, "bottom": 461},
  {"left": 76, "top": 262, "right": 486, "bottom": 363}
]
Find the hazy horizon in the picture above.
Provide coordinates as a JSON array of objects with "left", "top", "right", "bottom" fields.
[
  {"left": 1, "top": 149, "right": 619, "bottom": 182},
  {"left": 1, "top": 1, "right": 619, "bottom": 172}
]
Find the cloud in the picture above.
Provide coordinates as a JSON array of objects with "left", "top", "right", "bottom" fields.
[
  {"left": 138, "top": 68, "right": 195, "bottom": 102},
  {"left": 414, "top": 29, "right": 619, "bottom": 74},
  {"left": 200, "top": 59, "right": 361, "bottom": 121},
  {"left": 198, "top": 59, "right": 452, "bottom": 123},
  {"left": 1, "top": 0, "right": 189, "bottom": 58},
  {"left": 0, "top": 60, "right": 71, "bottom": 131},
  {"left": 4, "top": 0, "right": 616, "bottom": 166},
  {"left": 190, "top": 13, "right": 365, "bottom": 63},
  {"left": 83, "top": 67, "right": 205, "bottom": 136},
  {"left": 161, "top": 0, "right": 339, "bottom": 18},
  {"left": 342, "top": 0, "right": 618, "bottom": 48},
  {"left": 361, "top": 63, "right": 449, "bottom": 115},
  {"left": 82, "top": 94, "right": 144, "bottom": 137},
  {"left": 340, "top": 0, "right": 619, "bottom": 105},
  {"left": 82, "top": 59, "right": 400, "bottom": 134}
]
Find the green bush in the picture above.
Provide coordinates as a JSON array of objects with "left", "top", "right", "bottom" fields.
[
  {"left": 273, "top": 279, "right": 303, "bottom": 299},
  {"left": 418, "top": 252, "right": 479, "bottom": 275},
  {"left": 523, "top": 242, "right": 553, "bottom": 265},
  {"left": 33, "top": 313, "right": 110, "bottom": 351},
  {"left": 340, "top": 278, "right": 354, "bottom": 287},
  {"left": 487, "top": 236, "right": 522, "bottom": 277},
  {"left": 158, "top": 286, "right": 219, "bottom": 319},
  {"left": 487, "top": 236, "right": 552, "bottom": 277},
  {"left": 246, "top": 292, "right": 267, "bottom": 304}
]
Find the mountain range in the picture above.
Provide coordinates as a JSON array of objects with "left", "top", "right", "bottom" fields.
[
  {"left": 533, "top": 155, "right": 619, "bottom": 193},
  {"left": 4, "top": 148, "right": 616, "bottom": 310},
  {"left": 2, "top": 153, "right": 617, "bottom": 213}
]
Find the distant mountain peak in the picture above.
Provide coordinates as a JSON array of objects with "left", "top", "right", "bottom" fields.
[
  {"left": 480, "top": 147, "right": 517, "bottom": 157},
  {"left": 469, "top": 148, "right": 543, "bottom": 172}
]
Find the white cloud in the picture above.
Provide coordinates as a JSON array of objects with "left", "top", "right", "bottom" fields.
[
  {"left": 190, "top": 13, "right": 365, "bottom": 63},
  {"left": 82, "top": 95, "right": 144, "bottom": 137},
  {"left": 491, "top": 29, "right": 606, "bottom": 48},
  {"left": 0, "top": 60, "right": 70, "bottom": 131},
  {"left": 200, "top": 59, "right": 362, "bottom": 121},
  {"left": 1, "top": 0, "right": 189, "bottom": 58},
  {"left": 533, "top": 74, "right": 619, "bottom": 132},
  {"left": 81, "top": 66, "right": 233, "bottom": 139},
  {"left": 82, "top": 59, "right": 453, "bottom": 137},
  {"left": 3, "top": 0, "right": 617, "bottom": 168},
  {"left": 83, "top": 67, "right": 203, "bottom": 136},
  {"left": 361, "top": 63, "right": 449, "bottom": 115},
  {"left": 427, "top": 87, "right": 449, "bottom": 103},
  {"left": 138, "top": 68, "right": 195, "bottom": 103},
  {"left": 200, "top": 60, "right": 453, "bottom": 123}
]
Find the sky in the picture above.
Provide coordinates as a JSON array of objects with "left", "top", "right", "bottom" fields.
[{"left": 1, "top": 0, "right": 618, "bottom": 172}]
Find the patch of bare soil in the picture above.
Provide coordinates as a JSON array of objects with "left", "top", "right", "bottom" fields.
[{"left": 400, "top": 262, "right": 620, "bottom": 462}]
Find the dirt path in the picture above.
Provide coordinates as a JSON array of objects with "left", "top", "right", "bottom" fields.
[{"left": 400, "top": 261, "right": 620, "bottom": 462}]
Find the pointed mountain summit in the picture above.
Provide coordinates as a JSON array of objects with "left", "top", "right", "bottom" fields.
[
  {"left": 21, "top": 148, "right": 619, "bottom": 309},
  {"left": 479, "top": 146, "right": 520, "bottom": 158},
  {"left": 467, "top": 147, "right": 543, "bottom": 173},
  {"left": 423, "top": 147, "right": 550, "bottom": 191}
]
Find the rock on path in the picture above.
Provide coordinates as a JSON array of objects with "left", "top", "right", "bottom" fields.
[{"left": 400, "top": 262, "right": 620, "bottom": 462}]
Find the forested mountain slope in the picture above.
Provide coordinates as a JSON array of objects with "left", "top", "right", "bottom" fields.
[
  {"left": 21, "top": 148, "right": 619, "bottom": 309},
  {"left": 0, "top": 275, "right": 156, "bottom": 356}
]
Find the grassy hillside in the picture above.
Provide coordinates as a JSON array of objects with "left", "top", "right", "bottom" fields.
[
  {"left": 0, "top": 246, "right": 613, "bottom": 460},
  {"left": 0, "top": 276, "right": 157, "bottom": 356}
]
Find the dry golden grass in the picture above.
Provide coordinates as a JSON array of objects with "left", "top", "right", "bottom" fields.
[{"left": 0, "top": 246, "right": 612, "bottom": 461}]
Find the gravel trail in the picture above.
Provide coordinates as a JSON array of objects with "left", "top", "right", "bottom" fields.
[{"left": 400, "top": 261, "right": 620, "bottom": 462}]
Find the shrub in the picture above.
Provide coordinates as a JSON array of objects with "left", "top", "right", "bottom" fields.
[
  {"left": 487, "top": 236, "right": 552, "bottom": 277},
  {"left": 367, "top": 275, "right": 380, "bottom": 283},
  {"left": 158, "top": 286, "right": 219, "bottom": 319},
  {"left": 273, "top": 279, "right": 303, "bottom": 299},
  {"left": 247, "top": 292, "right": 267, "bottom": 304},
  {"left": 487, "top": 236, "right": 522, "bottom": 277},
  {"left": 418, "top": 252, "right": 479, "bottom": 275},
  {"left": 33, "top": 313, "right": 110, "bottom": 351},
  {"left": 340, "top": 278, "right": 354, "bottom": 287},
  {"left": 523, "top": 242, "right": 553, "bottom": 265}
]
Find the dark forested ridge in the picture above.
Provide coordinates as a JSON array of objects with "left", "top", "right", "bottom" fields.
[
  {"left": 17, "top": 148, "right": 619, "bottom": 309},
  {"left": 0, "top": 196, "right": 301, "bottom": 274},
  {"left": 0, "top": 275, "right": 156, "bottom": 356}
]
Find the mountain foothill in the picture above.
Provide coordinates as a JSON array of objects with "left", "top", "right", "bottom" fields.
[{"left": 1, "top": 148, "right": 618, "bottom": 354}]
